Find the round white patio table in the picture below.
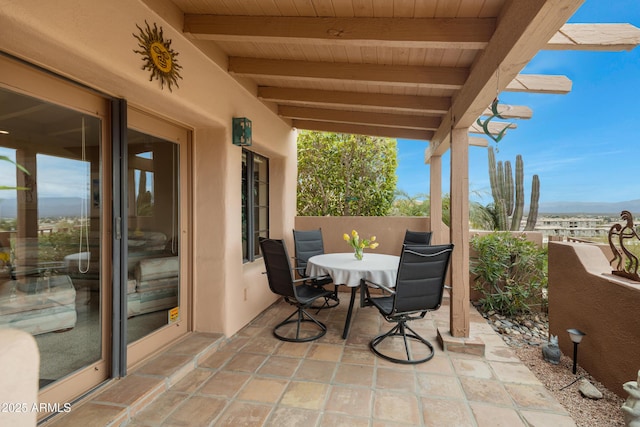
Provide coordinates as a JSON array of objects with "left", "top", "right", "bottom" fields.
[{"left": 306, "top": 252, "right": 400, "bottom": 339}]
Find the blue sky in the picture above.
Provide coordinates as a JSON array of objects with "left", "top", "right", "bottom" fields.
[{"left": 396, "top": 0, "right": 640, "bottom": 205}]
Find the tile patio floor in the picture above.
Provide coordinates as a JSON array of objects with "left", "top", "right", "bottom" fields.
[{"left": 46, "top": 294, "right": 576, "bottom": 427}]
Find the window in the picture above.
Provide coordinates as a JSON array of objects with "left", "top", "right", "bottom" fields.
[{"left": 242, "top": 150, "right": 269, "bottom": 262}]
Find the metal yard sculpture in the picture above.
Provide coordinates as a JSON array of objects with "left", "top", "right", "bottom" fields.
[
  {"left": 488, "top": 147, "right": 540, "bottom": 231},
  {"left": 608, "top": 210, "right": 640, "bottom": 281},
  {"left": 476, "top": 98, "right": 514, "bottom": 143}
]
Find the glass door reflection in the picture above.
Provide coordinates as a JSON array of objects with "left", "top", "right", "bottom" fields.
[
  {"left": 126, "top": 129, "right": 180, "bottom": 344},
  {"left": 0, "top": 87, "right": 103, "bottom": 388}
]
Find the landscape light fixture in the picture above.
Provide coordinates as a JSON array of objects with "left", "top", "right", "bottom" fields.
[{"left": 567, "top": 328, "right": 586, "bottom": 375}]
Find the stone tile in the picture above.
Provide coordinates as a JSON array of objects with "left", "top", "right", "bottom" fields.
[
  {"left": 93, "top": 374, "right": 165, "bottom": 407},
  {"left": 274, "top": 341, "right": 311, "bottom": 358},
  {"left": 451, "top": 358, "right": 494, "bottom": 379},
  {"left": 47, "top": 402, "right": 126, "bottom": 427},
  {"left": 319, "top": 412, "right": 370, "bottom": 427},
  {"left": 470, "top": 403, "right": 527, "bottom": 427},
  {"left": 459, "top": 377, "right": 514, "bottom": 406},
  {"left": 241, "top": 336, "right": 281, "bottom": 355},
  {"left": 199, "top": 350, "right": 235, "bottom": 369},
  {"left": 214, "top": 401, "right": 272, "bottom": 426},
  {"left": 420, "top": 398, "right": 475, "bottom": 427},
  {"left": 416, "top": 372, "right": 465, "bottom": 399},
  {"left": 237, "top": 377, "right": 288, "bottom": 403},
  {"left": 484, "top": 346, "right": 522, "bottom": 363},
  {"left": 129, "top": 391, "right": 188, "bottom": 425},
  {"left": 163, "top": 395, "right": 226, "bottom": 426},
  {"left": 135, "top": 354, "right": 193, "bottom": 378},
  {"left": 293, "top": 359, "right": 337, "bottom": 382},
  {"left": 218, "top": 336, "right": 250, "bottom": 352},
  {"left": 166, "top": 332, "right": 223, "bottom": 356},
  {"left": 504, "top": 383, "right": 567, "bottom": 412},
  {"left": 307, "top": 343, "right": 344, "bottom": 362},
  {"left": 373, "top": 390, "right": 420, "bottom": 424},
  {"left": 490, "top": 361, "right": 541, "bottom": 384},
  {"left": 266, "top": 407, "right": 320, "bottom": 427},
  {"left": 224, "top": 352, "right": 268, "bottom": 373},
  {"left": 280, "top": 381, "right": 329, "bottom": 410},
  {"left": 170, "top": 368, "right": 214, "bottom": 394},
  {"left": 325, "top": 385, "right": 372, "bottom": 418},
  {"left": 520, "top": 410, "right": 577, "bottom": 426},
  {"left": 257, "top": 355, "right": 301, "bottom": 378},
  {"left": 199, "top": 371, "right": 251, "bottom": 398},
  {"left": 341, "top": 345, "right": 376, "bottom": 365},
  {"left": 238, "top": 324, "right": 270, "bottom": 338},
  {"left": 414, "top": 354, "right": 454, "bottom": 375},
  {"left": 375, "top": 367, "right": 416, "bottom": 393},
  {"left": 375, "top": 354, "right": 418, "bottom": 370},
  {"left": 333, "top": 363, "right": 374, "bottom": 387},
  {"left": 478, "top": 332, "right": 510, "bottom": 348}
]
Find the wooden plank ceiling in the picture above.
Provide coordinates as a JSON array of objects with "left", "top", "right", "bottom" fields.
[{"left": 173, "top": 0, "right": 640, "bottom": 156}]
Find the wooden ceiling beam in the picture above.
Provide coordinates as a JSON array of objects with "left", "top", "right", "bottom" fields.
[
  {"left": 481, "top": 104, "right": 533, "bottom": 119},
  {"left": 184, "top": 15, "right": 495, "bottom": 49},
  {"left": 258, "top": 87, "right": 451, "bottom": 113},
  {"left": 429, "top": 0, "right": 583, "bottom": 154},
  {"left": 292, "top": 119, "right": 433, "bottom": 141},
  {"left": 547, "top": 23, "right": 640, "bottom": 51},
  {"left": 279, "top": 106, "right": 441, "bottom": 130},
  {"left": 506, "top": 74, "right": 572, "bottom": 94},
  {"left": 469, "top": 121, "right": 517, "bottom": 136},
  {"left": 469, "top": 137, "right": 489, "bottom": 147},
  {"left": 230, "top": 57, "right": 468, "bottom": 89}
]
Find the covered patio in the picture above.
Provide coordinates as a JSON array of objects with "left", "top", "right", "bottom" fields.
[
  {"left": 48, "top": 296, "right": 576, "bottom": 427},
  {"left": 174, "top": 0, "right": 640, "bottom": 341},
  {"left": 2, "top": 0, "right": 640, "bottom": 425}
]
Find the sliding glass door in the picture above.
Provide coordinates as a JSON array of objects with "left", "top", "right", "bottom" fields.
[
  {"left": 125, "top": 108, "right": 190, "bottom": 368},
  {"left": 0, "top": 56, "right": 111, "bottom": 411},
  {"left": 0, "top": 55, "right": 191, "bottom": 412}
]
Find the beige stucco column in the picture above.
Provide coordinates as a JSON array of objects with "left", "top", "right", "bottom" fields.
[
  {"left": 429, "top": 154, "right": 444, "bottom": 245},
  {"left": 449, "top": 128, "right": 470, "bottom": 338}
]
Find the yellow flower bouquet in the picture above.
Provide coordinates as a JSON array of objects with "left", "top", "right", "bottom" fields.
[{"left": 343, "top": 230, "right": 379, "bottom": 260}]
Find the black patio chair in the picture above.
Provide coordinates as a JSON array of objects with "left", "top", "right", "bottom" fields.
[
  {"left": 259, "top": 237, "right": 334, "bottom": 342},
  {"left": 362, "top": 243, "right": 453, "bottom": 364},
  {"left": 403, "top": 229, "right": 433, "bottom": 246},
  {"left": 292, "top": 229, "right": 339, "bottom": 309}
]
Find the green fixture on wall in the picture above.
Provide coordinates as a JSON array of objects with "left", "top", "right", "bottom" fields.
[{"left": 232, "top": 117, "right": 252, "bottom": 146}]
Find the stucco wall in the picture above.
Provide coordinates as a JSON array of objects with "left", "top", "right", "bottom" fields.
[
  {"left": 0, "top": 0, "right": 296, "bottom": 338},
  {"left": 293, "top": 216, "right": 431, "bottom": 256},
  {"left": 548, "top": 241, "right": 640, "bottom": 397}
]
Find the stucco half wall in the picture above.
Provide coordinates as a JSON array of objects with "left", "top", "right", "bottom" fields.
[
  {"left": 548, "top": 241, "right": 640, "bottom": 397},
  {"left": 294, "top": 216, "right": 431, "bottom": 256}
]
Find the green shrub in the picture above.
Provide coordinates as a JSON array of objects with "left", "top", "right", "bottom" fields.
[{"left": 470, "top": 232, "right": 547, "bottom": 316}]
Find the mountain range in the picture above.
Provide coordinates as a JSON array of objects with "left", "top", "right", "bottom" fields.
[
  {"left": 0, "top": 197, "right": 86, "bottom": 218},
  {"left": 1, "top": 197, "right": 639, "bottom": 218},
  {"left": 536, "top": 200, "right": 640, "bottom": 215}
]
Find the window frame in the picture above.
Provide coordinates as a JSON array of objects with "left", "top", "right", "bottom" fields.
[{"left": 242, "top": 149, "right": 269, "bottom": 263}]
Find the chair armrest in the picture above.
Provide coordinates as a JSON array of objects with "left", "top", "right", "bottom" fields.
[
  {"left": 360, "top": 278, "right": 395, "bottom": 307},
  {"left": 361, "top": 278, "right": 395, "bottom": 294},
  {"left": 293, "top": 274, "right": 329, "bottom": 284}
]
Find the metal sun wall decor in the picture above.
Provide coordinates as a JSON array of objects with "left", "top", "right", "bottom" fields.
[
  {"left": 476, "top": 98, "right": 514, "bottom": 143},
  {"left": 608, "top": 210, "right": 640, "bottom": 281},
  {"left": 133, "top": 21, "right": 183, "bottom": 92}
]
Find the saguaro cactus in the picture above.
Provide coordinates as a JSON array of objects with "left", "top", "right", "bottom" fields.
[{"left": 488, "top": 147, "right": 540, "bottom": 231}]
